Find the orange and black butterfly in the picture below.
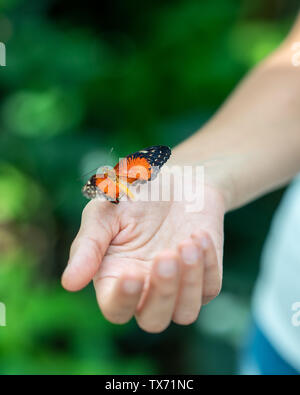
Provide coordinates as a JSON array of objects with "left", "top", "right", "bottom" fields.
[{"left": 82, "top": 145, "right": 171, "bottom": 204}]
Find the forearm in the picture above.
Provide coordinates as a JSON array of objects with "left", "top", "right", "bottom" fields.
[{"left": 172, "top": 16, "right": 300, "bottom": 211}]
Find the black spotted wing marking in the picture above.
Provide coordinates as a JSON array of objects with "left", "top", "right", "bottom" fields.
[
  {"left": 83, "top": 145, "right": 172, "bottom": 201},
  {"left": 129, "top": 145, "right": 171, "bottom": 182}
]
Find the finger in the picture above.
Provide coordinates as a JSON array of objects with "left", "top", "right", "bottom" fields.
[
  {"left": 94, "top": 271, "right": 144, "bottom": 324},
  {"left": 173, "top": 239, "right": 204, "bottom": 325},
  {"left": 191, "top": 232, "right": 222, "bottom": 305},
  {"left": 135, "top": 252, "right": 180, "bottom": 333},
  {"left": 62, "top": 200, "right": 119, "bottom": 292}
]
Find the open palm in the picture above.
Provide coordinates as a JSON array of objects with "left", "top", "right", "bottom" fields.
[{"left": 62, "top": 184, "right": 225, "bottom": 333}]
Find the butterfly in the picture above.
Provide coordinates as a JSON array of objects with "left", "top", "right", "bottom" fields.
[{"left": 82, "top": 145, "right": 171, "bottom": 204}]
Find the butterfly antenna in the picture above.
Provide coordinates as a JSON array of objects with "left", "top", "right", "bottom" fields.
[
  {"left": 78, "top": 147, "right": 116, "bottom": 182},
  {"left": 77, "top": 166, "right": 101, "bottom": 182},
  {"left": 109, "top": 147, "right": 115, "bottom": 161}
]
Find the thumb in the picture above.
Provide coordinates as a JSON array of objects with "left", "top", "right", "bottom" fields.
[{"left": 62, "top": 200, "right": 119, "bottom": 292}]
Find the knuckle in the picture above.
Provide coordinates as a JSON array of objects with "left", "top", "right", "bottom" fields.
[
  {"left": 157, "top": 288, "right": 175, "bottom": 300},
  {"left": 182, "top": 262, "right": 200, "bottom": 273},
  {"left": 80, "top": 235, "right": 103, "bottom": 262},
  {"left": 81, "top": 234, "right": 98, "bottom": 248},
  {"left": 192, "top": 229, "right": 209, "bottom": 241},
  {"left": 182, "top": 277, "right": 199, "bottom": 287},
  {"left": 201, "top": 230, "right": 210, "bottom": 239}
]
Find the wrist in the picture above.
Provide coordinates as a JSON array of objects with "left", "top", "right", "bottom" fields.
[
  {"left": 165, "top": 154, "right": 236, "bottom": 213},
  {"left": 200, "top": 157, "right": 238, "bottom": 212}
]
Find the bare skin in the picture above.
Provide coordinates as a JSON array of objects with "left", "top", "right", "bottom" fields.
[
  {"left": 62, "top": 182, "right": 225, "bottom": 332},
  {"left": 62, "top": 14, "right": 300, "bottom": 333}
]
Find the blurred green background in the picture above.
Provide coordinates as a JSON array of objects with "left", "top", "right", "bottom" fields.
[{"left": 0, "top": 0, "right": 297, "bottom": 375}]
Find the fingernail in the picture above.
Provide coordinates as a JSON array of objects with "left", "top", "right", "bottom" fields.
[
  {"left": 201, "top": 236, "right": 210, "bottom": 250},
  {"left": 181, "top": 244, "right": 200, "bottom": 265},
  {"left": 123, "top": 279, "right": 143, "bottom": 295},
  {"left": 157, "top": 259, "right": 178, "bottom": 278}
]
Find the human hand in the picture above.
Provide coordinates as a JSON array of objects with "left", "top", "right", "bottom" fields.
[{"left": 62, "top": 178, "right": 225, "bottom": 333}]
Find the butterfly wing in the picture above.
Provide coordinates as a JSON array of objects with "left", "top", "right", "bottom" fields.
[
  {"left": 82, "top": 145, "right": 171, "bottom": 202},
  {"left": 82, "top": 174, "right": 120, "bottom": 202},
  {"left": 115, "top": 145, "right": 171, "bottom": 185}
]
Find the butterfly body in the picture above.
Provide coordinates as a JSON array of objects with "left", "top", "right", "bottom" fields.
[{"left": 82, "top": 145, "right": 171, "bottom": 203}]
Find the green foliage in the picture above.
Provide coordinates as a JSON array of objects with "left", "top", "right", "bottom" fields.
[
  {"left": 2, "top": 89, "right": 83, "bottom": 137},
  {"left": 0, "top": 261, "right": 155, "bottom": 374},
  {"left": 0, "top": 0, "right": 295, "bottom": 375},
  {"left": 0, "top": 162, "right": 42, "bottom": 221}
]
